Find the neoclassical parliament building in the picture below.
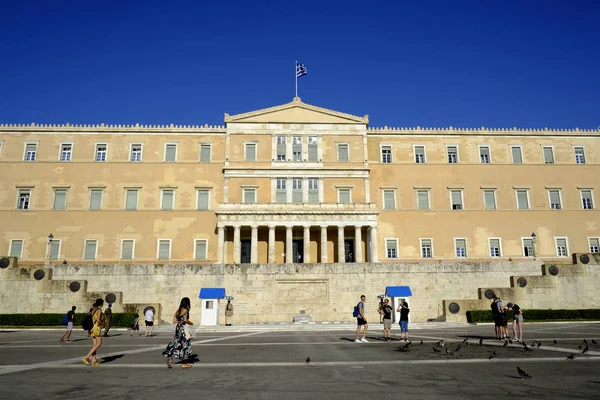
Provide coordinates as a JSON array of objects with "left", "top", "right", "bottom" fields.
[{"left": 1, "top": 97, "right": 599, "bottom": 265}]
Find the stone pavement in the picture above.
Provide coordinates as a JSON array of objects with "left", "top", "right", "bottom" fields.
[{"left": 0, "top": 322, "right": 599, "bottom": 399}]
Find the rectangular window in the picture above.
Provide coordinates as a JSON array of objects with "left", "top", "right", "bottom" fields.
[
  {"left": 308, "top": 178, "right": 319, "bottom": 203},
  {"left": 53, "top": 189, "right": 67, "bottom": 210},
  {"left": 200, "top": 144, "right": 211, "bottom": 162},
  {"left": 386, "top": 239, "right": 398, "bottom": 258},
  {"left": 447, "top": 146, "right": 458, "bottom": 164},
  {"left": 196, "top": 190, "right": 209, "bottom": 210},
  {"left": 130, "top": 144, "right": 142, "bottom": 162},
  {"left": 292, "top": 136, "right": 302, "bottom": 161},
  {"left": 589, "top": 238, "right": 600, "bottom": 253},
  {"left": 164, "top": 144, "right": 177, "bottom": 162},
  {"left": 17, "top": 189, "right": 31, "bottom": 210},
  {"left": 522, "top": 238, "right": 534, "bottom": 257},
  {"left": 276, "top": 178, "right": 287, "bottom": 203},
  {"left": 574, "top": 147, "right": 585, "bottom": 164},
  {"left": 581, "top": 190, "right": 594, "bottom": 210},
  {"left": 276, "top": 136, "right": 286, "bottom": 161},
  {"left": 516, "top": 190, "right": 529, "bottom": 210},
  {"left": 121, "top": 240, "right": 135, "bottom": 260},
  {"left": 84, "top": 240, "right": 98, "bottom": 260},
  {"left": 414, "top": 145, "right": 425, "bottom": 163},
  {"left": 49, "top": 240, "right": 61, "bottom": 260},
  {"left": 337, "top": 144, "right": 349, "bottom": 162},
  {"left": 555, "top": 238, "right": 568, "bottom": 257},
  {"left": 338, "top": 188, "right": 351, "bottom": 204},
  {"left": 125, "top": 189, "right": 139, "bottom": 210},
  {"left": 484, "top": 190, "right": 496, "bottom": 210},
  {"left": 194, "top": 239, "right": 207, "bottom": 260},
  {"left": 60, "top": 143, "right": 72, "bottom": 162},
  {"left": 292, "top": 178, "right": 303, "bottom": 203},
  {"left": 245, "top": 143, "right": 256, "bottom": 161},
  {"left": 9, "top": 240, "right": 23, "bottom": 258},
  {"left": 549, "top": 190, "right": 562, "bottom": 210},
  {"left": 543, "top": 146, "right": 554, "bottom": 164},
  {"left": 511, "top": 146, "right": 523, "bottom": 164},
  {"left": 161, "top": 189, "right": 174, "bottom": 210},
  {"left": 95, "top": 144, "right": 107, "bottom": 162},
  {"left": 89, "top": 189, "right": 103, "bottom": 210},
  {"left": 243, "top": 188, "right": 256, "bottom": 203},
  {"left": 157, "top": 239, "right": 171, "bottom": 260},
  {"left": 417, "top": 190, "right": 430, "bottom": 210},
  {"left": 420, "top": 239, "right": 433, "bottom": 258},
  {"left": 381, "top": 145, "right": 392, "bottom": 163},
  {"left": 383, "top": 190, "right": 396, "bottom": 210},
  {"left": 455, "top": 238, "right": 467, "bottom": 258},
  {"left": 308, "top": 136, "right": 318, "bottom": 162},
  {"left": 489, "top": 238, "right": 501, "bottom": 257},
  {"left": 450, "top": 190, "right": 463, "bottom": 210},
  {"left": 24, "top": 143, "right": 37, "bottom": 161},
  {"left": 479, "top": 146, "right": 491, "bottom": 164}
]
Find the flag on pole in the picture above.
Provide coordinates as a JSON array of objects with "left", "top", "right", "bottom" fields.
[{"left": 296, "top": 62, "right": 307, "bottom": 78}]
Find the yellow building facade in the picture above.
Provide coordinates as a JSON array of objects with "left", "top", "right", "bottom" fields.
[{"left": 1, "top": 97, "right": 599, "bottom": 265}]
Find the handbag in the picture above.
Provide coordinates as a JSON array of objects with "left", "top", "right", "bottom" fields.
[{"left": 183, "top": 323, "right": 195, "bottom": 340}]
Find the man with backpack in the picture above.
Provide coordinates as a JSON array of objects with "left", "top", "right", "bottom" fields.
[
  {"left": 59, "top": 306, "right": 76, "bottom": 342},
  {"left": 354, "top": 295, "right": 369, "bottom": 343}
]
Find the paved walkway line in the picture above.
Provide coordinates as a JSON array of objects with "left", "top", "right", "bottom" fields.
[{"left": 0, "top": 331, "right": 265, "bottom": 376}]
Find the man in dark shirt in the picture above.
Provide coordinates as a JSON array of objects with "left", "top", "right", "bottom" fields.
[
  {"left": 491, "top": 296, "right": 502, "bottom": 340},
  {"left": 507, "top": 302, "right": 523, "bottom": 342},
  {"left": 380, "top": 299, "right": 393, "bottom": 341},
  {"left": 60, "top": 306, "right": 76, "bottom": 342}
]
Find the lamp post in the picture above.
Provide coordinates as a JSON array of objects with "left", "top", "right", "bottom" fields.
[
  {"left": 531, "top": 232, "right": 537, "bottom": 259},
  {"left": 46, "top": 233, "right": 54, "bottom": 265}
]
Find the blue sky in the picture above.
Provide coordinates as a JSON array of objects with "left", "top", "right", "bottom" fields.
[{"left": 1, "top": 1, "right": 599, "bottom": 129}]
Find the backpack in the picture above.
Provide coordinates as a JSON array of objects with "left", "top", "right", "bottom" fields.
[
  {"left": 82, "top": 314, "right": 93, "bottom": 331},
  {"left": 60, "top": 313, "right": 69, "bottom": 325},
  {"left": 352, "top": 302, "right": 360, "bottom": 318}
]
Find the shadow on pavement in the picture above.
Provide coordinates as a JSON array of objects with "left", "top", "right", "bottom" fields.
[{"left": 101, "top": 354, "right": 124, "bottom": 363}]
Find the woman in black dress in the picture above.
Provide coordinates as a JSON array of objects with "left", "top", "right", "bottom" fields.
[{"left": 163, "top": 297, "right": 193, "bottom": 369}]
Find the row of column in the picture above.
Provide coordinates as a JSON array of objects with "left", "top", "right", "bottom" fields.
[{"left": 216, "top": 225, "right": 378, "bottom": 264}]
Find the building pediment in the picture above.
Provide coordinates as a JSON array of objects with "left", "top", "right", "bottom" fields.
[{"left": 224, "top": 97, "right": 368, "bottom": 124}]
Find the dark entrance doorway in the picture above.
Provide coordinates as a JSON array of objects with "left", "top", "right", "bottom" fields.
[
  {"left": 344, "top": 239, "right": 354, "bottom": 262},
  {"left": 240, "top": 240, "right": 251, "bottom": 264},
  {"left": 292, "top": 239, "right": 304, "bottom": 263}
]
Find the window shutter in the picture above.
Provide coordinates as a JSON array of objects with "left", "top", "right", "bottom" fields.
[
  {"left": 277, "top": 137, "right": 286, "bottom": 160},
  {"left": 308, "top": 190, "right": 319, "bottom": 203},
  {"left": 511, "top": 147, "right": 523, "bottom": 163},
  {"left": 121, "top": 240, "right": 134, "bottom": 260},
  {"left": 455, "top": 239, "right": 466, "bottom": 249},
  {"left": 543, "top": 147, "right": 554, "bottom": 163},
  {"left": 246, "top": 144, "right": 256, "bottom": 161},
  {"left": 517, "top": 191, "right": 529, "bottom": 209},
  {"left": 50, "top": 241, "right": 60, "bottom": 260},
  {"left": 338, "top": 145, "right": 349, "bottom": 161},
  {"left": 383, "top": 191, "right": 395, "bottom": 209},
  {"left": 165, "top": 145, "right": 176, "bottom": 162},
  {"left": 158, "top": 241, "right": 170, "bottom": 260},
  {"left": 589, "top": 238, "right": 599, "bottom": 251},
  {"left": 196, "top": 190, "right": 209, "bottom": 210},
  {"left": 26, "top": 143, "right": 36, "bottom": 152},
  {"left": 195, "top": 241, "right": 207, "bottom": 260},
  {"left": 451, "top": 191, "right": 462, "bottom": 207},
  {"left": 339, "top": 190, "right": 350, "bottom": 203},
  {"left": 549, "top": 191, "right": 561, "bottom": 207},
  {"left": 162, "top": 191, "right": 174, "bottom": 210},
  {"left": 53, "top": 190, "right": 67, "bottom": 210},
  {"left": 84, "top": 241, "right": 97, "bottom": 260},
  {"left": 200, "top": 145, "right": 211, "bottom": 162},
  {"left": 244, "top": 190, "right": 256, "bottom": 203},
  {"left": 417, "top": 191, "right": 429, "bottom": 209},
  {"left": 490, "top": 239, "right": 500, "bottom": 252},
  {"left": 10, "top": 240, "right": 23, "bottom": 258},
  {"left": 484, "top": 191, "right": 496, "bottom": 210},
  {"left": 90, "top": 190, "right": 102, "bottom": 210},
  {"left": 308, "top": 137, "right": 318, "bottom": 161},
  {"left": 126, "top": 190, "right": 138, "bottom": 210}
]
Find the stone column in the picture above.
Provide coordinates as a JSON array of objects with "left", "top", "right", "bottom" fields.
[
  {"left": 286, "top": 226, "right": 293, "bottom": 263},
  {"left": 338, "top": 226, "right": 345, "bottom": 263},
  {"left": 217, "top": 225, "right": 225, "bottom": 264},
  {"left": 303, "top": 225, "right": 310, "bottom": 263},
  {"left": 320, "top": 226, "right": 328, "bottom": 263},
  {"left": 369, "top": 226, "right": 379, "bottom": 262},
  {"left": 268, "top": 225, "right": 276, "bottom": 264},
  {"left": 233, "top": 225, "right": 241, "bottom": 264},
  {"left": 251, "top": 225, "right": 258, "bottom": 264},
  {"left": 355, "top": 226, "right": 363, "bottom": 263}
]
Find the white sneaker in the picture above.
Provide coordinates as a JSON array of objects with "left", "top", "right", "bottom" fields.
[
  {"left": 355, "top": 339, "right": 362, "bottom": 343},
  {"left": 361, "top": 338, "right": 369, "bottom": 343}
]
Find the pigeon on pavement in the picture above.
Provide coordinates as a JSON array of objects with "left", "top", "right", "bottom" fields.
[
  {"left": 537, "top": 342, "right": 541, "bottom": 348},
  {"left": 517, "top": 367, "right": 532, "bottom": 379},
  {"left": 503, "top": 340, "right": 508, "bottom": 347},
  {"left": 592, "top": 339, "right": 598, "bottom": 345},
  {"left": 583, "top": 339, "right": 588, "bottom": 345},
  {"left": 488, "top": 351, "right": 496, "bottom": 360},
  {"left": 567, "top": 354, "right": 576, "bottom": 360},
  {"left": 433, "top": 347, "right": 441, "bottom": 353},
  {"left": 479, "top": 338, "right": 483, "bottom": 346},
  {"left": 553, "top": 340, "right": 558, "bottom": 345},
  {"left": 582, "top": 345, "right": 589, "bottom": 354},
  {"left": 454, "top": 344, "right": 461, "bottom": 352},
  {"left": 306, "top": 357, "right": 310, "bottom": 363}
]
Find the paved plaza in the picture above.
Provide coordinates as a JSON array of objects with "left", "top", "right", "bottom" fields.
[{"left": 0, "top": 323, "right": 599, "bottom": 399}]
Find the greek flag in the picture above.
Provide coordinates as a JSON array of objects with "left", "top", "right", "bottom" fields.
[{"left": 296, "top": 62, "right": 307, "bottom": 78}]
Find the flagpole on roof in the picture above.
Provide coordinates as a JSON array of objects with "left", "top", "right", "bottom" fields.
[{"left": 295, "top": 60, "right": 298, "bottom": 98}]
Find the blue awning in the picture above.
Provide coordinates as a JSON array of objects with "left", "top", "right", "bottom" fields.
[
  {"left": 385, "top": 286, "right": 412, "bottom": 297},
  {"left": 199, "top": 288, "right": 226, "bottom": 299}
]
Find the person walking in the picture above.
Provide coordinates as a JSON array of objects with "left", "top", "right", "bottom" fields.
[
  {"left": 82, "top": 298, "right": 104, "bottom": 366},
  {"left": 381, "top": 299, "right": 393, "bottom": 341},
  {"left": 103, "top": 303, "right": 113, "bottom": 337},
  {"left": 60, "top": 306, "right": 76, "bottom": 342},
  {"left": 397, "top": 301, "right": 410, "bottom": 341},
  {"left": 225, "top": 299, "right": 234, "bottom": 326},
  {"left": 378, "top": 298, "right": 384, "bottom": 324},
  {"left": 491, "top": 296, "right": 502, "bottom": 340},
  {"left": 163, "top": 297, "right": 194, "bottom": 369},
  {"left": 131, "top": 313, "right": 140, "bottom": 337},
  {"left": 507, "top": 302, "right": 524, "bottom": 342},
  {"left": 144, "top": 307, "right": 155, "bottom": 337},
  {"left": 354, "top": 295, "right": 368, "bottom": 343}
]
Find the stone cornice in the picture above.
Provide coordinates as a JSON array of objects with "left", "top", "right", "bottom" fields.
[
  {"left": 368, "top": 126, "right": 600, "bottom": 137},
  {"left": 0, "top": 122, "right": 226, "bottom": 134}
]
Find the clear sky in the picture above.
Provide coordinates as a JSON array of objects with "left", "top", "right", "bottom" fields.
[{"left": 1, "top": 1, "right": 599, "bottom": 129}]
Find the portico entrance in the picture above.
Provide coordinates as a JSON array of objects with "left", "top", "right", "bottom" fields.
[
  {"left": 240, "top": 240, "right": 251, "bottom": 264},
  {"left": 292, "top": 239, "right": 304, "bottom": 263}
]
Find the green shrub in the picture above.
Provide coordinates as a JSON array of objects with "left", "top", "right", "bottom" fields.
[
  {"left": 0, "top": 312, "right": 137, "bottom": 327},
  {"left": 466, "top": 309, "right": 600, "bottom": 323}
]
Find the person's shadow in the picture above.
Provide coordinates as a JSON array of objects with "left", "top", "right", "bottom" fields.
[{"left": 101, "top": 354, "right": 124, "bottom": 364}]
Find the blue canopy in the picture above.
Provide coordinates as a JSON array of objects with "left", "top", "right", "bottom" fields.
[
  {"left": 199, "top": 288, "right": 226, "bottom": 299},
  {"left": 385, "top": 286, "right": 412, "bottom": 297}
]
